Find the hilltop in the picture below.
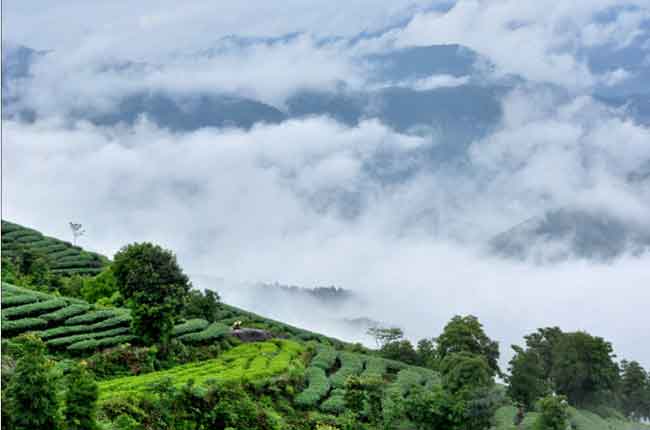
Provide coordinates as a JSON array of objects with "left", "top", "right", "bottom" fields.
[{"left": 2, "top": 220, "right": 649, "bottom": 430}]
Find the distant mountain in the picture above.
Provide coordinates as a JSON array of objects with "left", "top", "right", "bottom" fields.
[
  {"left": 2, "top": 43, "right": 504, "bottom": 142},
  {"left": 87, "top": 92, "right": 287, "bottom": 131},
  {"left": 489, "top": 209, "right": 650, "bottom": 262}
]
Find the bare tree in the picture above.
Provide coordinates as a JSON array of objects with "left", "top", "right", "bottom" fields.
[{"left": 69, "top": 222, "right": 85, "bottom": 245}]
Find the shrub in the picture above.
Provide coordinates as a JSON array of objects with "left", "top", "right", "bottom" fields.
[
  {"left": 47, "top": 327, "right": 131, "bottom": 348},
  {"left": 361, "top": 357, "right": 389, "bottom": 379},
  {"left": 2, "top": 317, "right": 48, "bottom": 335},
  {"left": 296, "top": 366, "right": 331, "bottom": 407},
  {"left": 65, "top": 309, "right": 123, "bottom": 325},
  {"left": 4, "top": 334, "right": 61, "bottom": 430},
  {"left": 1, "top": 298, "right": 68, "bottom": 319},
  {"left": 1, "top": 294, "right": 40, "bottom": 307},
  {"left": 321, "top": 389, "right": 346, "bottom": 414},
  {"left": 41, "top": 304, "right": 91, "bottom": 322},
  {"left": 534, "top": 395, "right": 569, "bottom": 430},
  {"left": 63, "top": 363, "right": 99, "bottom": 430},
  {"left": 311, "top": 346, "right": 338, "bottom": 370},
  {"left": 178, "top": 322, "right": 230, "bottom": 344},
  {"left": 68, "top": 335, "right": 138, "bottom": 353},
  {"left": 39, "top": 314, "right": 132, "bottom": 339},
  {"left": 171, "top": 318, "right": 210, "bottom": 337},
  {"left": 330, "top": 352, "right": 364, "bottom": 388}
]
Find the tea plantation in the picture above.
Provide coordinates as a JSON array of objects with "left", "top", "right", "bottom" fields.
[{"left": 1, "top": 220, "right": 108, "bottom": 276}]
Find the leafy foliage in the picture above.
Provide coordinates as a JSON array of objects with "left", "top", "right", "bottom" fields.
[
  {"left": 113, "top": 242, "right": 191, "bottom": 347},
  {"left": 177, "top": 322, "right": 230, "bottom": 344},
  {"left": 436, "top": 314, "right": 501, "bottom": 377},
  {"left": 534, "top": 395, "right": 569, "bottom": 430},
  {"left": 295, "top": 366, "right": 330, "bottom": 407},
  {"left": 507, "top": 345, "right": 550, "bottom": 409},
  {"left": 4, "top": 334, "right": 61, "bottom": 430},
  {"left": 62, "top": 363, "right": 99, "bottom": 430}
]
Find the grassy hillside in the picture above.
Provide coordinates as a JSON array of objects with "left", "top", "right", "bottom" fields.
[
  {"left": 1, "top": 282, "right": 344, "bottom": 354},
  {"left": 1, "top": 220, "right": 108, "bottom": 276},
  {"left": 493, "top": 405, "right": 649, "bottom": 430},
  {"left": 2, "top": 222, "right": 648, "bottom": 430}
]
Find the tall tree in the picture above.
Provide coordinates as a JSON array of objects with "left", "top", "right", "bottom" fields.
[
  {"left": 113, "top": 242, "right": 192, "bottom": 348},
  {"left": 436, "top": 315, "right": 501, "bottom": 377},
  {"left": 4, "top": 335, "right": 60, "bottom": 430},
  {"left": 551, "top": 331, "right": 618, "bottom": 407},
  {"left": 507, "top": 345, "right": 549, "bottom": 409},
  {"left": 619, "top": 360, "right": 649, "bottom": 421},
  {"left": 63, "top": 362, "right": 99, "bottom": 430}
]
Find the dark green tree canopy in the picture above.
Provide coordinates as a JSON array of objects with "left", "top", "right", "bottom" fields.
[
  {"left": 619, "top": 360, "right": 649, "bottom": 421},
  {"left": 436, "top": 315, "right": 501, "bottom": 377},
  {"left": 507, "top": 345, "right": 550, "bottom": 409},
  {"left": 4, "top": 334, "right": 61, "bottom": 430},
  {"left": 113, "top": 242, "right": 192, "bottom": 346},
  {"left": 551, "top": 331, "right": 618, "bottom": 407}
]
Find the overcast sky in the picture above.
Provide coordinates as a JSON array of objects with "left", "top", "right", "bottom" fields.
[{"left": 2, "top": 0, "right": 650, "bottom": 368}]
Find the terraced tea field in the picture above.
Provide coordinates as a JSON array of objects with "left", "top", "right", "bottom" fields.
[
  {"left": 98, "top": 340, "right": 304, "bottom": 399},
  {"left": 1, "top": 283, "right": 135, "bottom": 353},
  {"left": 296, "top": 344, "right": 440, "bottom": 413},
  {"left": 1, "top": 220, "right": 108, "bottom": 276},
  {"left": 1, "top": 282, "right": 343, "bottom": 354}
]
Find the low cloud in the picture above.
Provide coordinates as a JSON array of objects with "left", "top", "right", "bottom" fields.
[{"left": 2, "top": 87, "right": 649, "bottom": 366}]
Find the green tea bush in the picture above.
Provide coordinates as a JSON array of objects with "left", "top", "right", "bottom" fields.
[
  {"left": 1, "top": 294, "right": 40, "bottom": 307},
  {"left": 39, "top": 314, "right": 132, "bottom": 339},
  {"left": 65, "top": 309, "right": 123, "bottom": 325},
  {"left": 171, "top": 318, "right": 209, "bottom": 337},
  {"left": 98, "top": 340, "right": 303, "bottom": 399},
  {"left": 320, "top": 389, "right": 346, "bottom": 413},
  {"left": 178, "top": 322, "right": 230, "bottom": 344},
  {"left": 295, "top": 366, "right": 330, "bottom": 407},
  {"left": 389, "top": 369, "right": 424, "bottom": 396},
  {"left": 41, "top": 304, "right": 91, "bottom": 322},
  {"left": 1, "top": 298, "right": 68, "bottom": 319},
  {"left": 68, "top": 334, "right": 137, "bottom": 353},
  {"left": 311, "top": 346, "right": 338, "bottom": 370},
  {"left": 330, "top": 352, "right": 364, "bottom": 388},
  {"left": 2, "top": 317, "right": 48, "bottom": 335},
  {"left": 47, "top": 327, "right": 131, "bottom": 348},
  {"left": 361, "top": 357, "right": 389, "bottom": 379}
]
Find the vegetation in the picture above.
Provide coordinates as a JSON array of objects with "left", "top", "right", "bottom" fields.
[
  {"left": 113, "top": 242, "right": 192, "bottom": 348},
  {"left": 4, "top": 335, "right": 61, "bottom": 430},
  {"left": 2, "top": 220, "right": 649, "bottom": 430}
]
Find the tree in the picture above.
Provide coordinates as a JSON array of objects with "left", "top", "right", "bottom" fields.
[
  {"left": 620, "top": 360, "right": 649, "bottom": 421},
  {"left": 440, "top": 352, "right": 493, "bottom": 395},
  {"left": 507, "top": 345, "right": 549, "bottom": 409},
  {"left": 523, "top": 327, "right": 563, "bottom": 382},
  {"left": 551, "top": 331, "right": 618, "bottom": 407},
  {"left": 403, "top": 384, "right": 464, "bottom": 430},
  {"left": 4, "top": 335, "right": 60, "bottom": 430},
  {"left": 366, "top": 326, "right": 404, "bottom": 349},
  {"left": 380, "top": 339, "right": 419, "bottom": 365},
  {"left": 69, "top": 222, "right": 85, "bottom": 245},
  {"left": 436, "top": 315, "right": 501, "bottom": 377},
  {"left": 112, "top": 242, "right": 191, "bottom": 348},
  {"left": 80, "top": 267, "right": 119, "bottom": 303},
  {"left": 63, "top": 362, "right": 99, "bottom": 430},
  {"left": 416, "top": 338, "right": 437, "bottom": 369},
  {"left": 534, "top": 395, "right": 569, "bottom": 430},
  {"left": 182, "top": 288, "right": 221, "bottom": 322}
]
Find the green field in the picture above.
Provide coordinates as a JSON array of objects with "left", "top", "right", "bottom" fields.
[
  {"left": 1, "top": 220, "right": 108, "bottom": 276},
  {"left": 98, "top": 339, "right": 304, "bottom": 399},
  {"left": 1, "top": 282, "right": 345, "bottom": 355}
]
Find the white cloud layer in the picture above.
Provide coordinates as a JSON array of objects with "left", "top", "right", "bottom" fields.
[
  {"left": 2, "top": 88, "right": 649, "bottom": 366},
  {"left": 392, "top": 0, "right": 650, "bottom": 89},
  {"left": 3, "top": 0, "right": 650, "bottom": 368}
]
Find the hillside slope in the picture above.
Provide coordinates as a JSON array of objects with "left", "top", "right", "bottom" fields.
[{"left": 1, "top": 220, "right": 108, "bottom": 275}]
